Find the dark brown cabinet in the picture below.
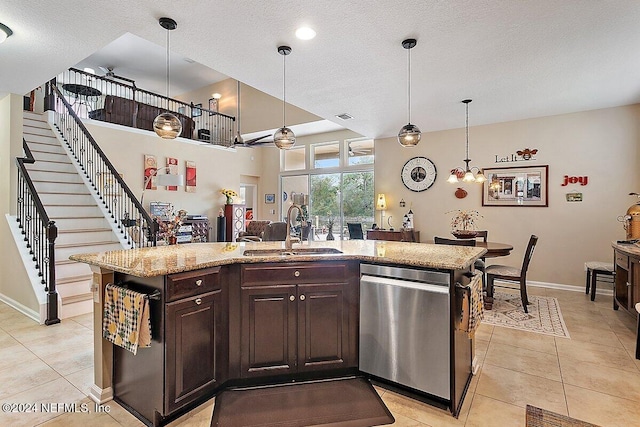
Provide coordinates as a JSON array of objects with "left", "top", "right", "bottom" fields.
[
  {"left": 165, "top": 289, "right": 224, "bottom": 413},
  {"left": 613, "top": 248, "right": 640, "bottom": 316},
  {"left": 239, "top": 261, "right": 358, "bottom": 379}
]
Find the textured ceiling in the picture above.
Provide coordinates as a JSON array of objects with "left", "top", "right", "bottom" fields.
[{"left": 2, "top": 1, "right": 640, "bottom": 139}]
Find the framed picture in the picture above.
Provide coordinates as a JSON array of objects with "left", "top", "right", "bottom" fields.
[
  {"left": 192, "top": 103, "right": 202, "bottom": 117},
  {"left": 208, "top": 98, "right": 218, "bottom": 115},
  {"left": 482, "top": 165, "right": 549, "bottom": 207},
  {"left": 265, "top": 193, "right": 275, "bottom": 204}
]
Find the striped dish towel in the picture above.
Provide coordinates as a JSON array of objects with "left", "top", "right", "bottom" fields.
[
  {"left": 103, "top": 283, "right": 151, "bottom": 354},
  {"left": 460, "top": 272, "right": 484, "bottom": 338}
]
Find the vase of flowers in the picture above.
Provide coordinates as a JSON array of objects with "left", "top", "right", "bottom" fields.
[
  {"left": 157, "top": 208, "right": 187, "bottom": 244},
  {"left": 447, "top": 209, "right": 482, "bottom": 238},
  {"left": 221, "top": 188, "right": 238, "bottom": 205}
]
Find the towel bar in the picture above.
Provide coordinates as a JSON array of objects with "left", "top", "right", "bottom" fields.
[{"left": 111, "top": 282, "right": 161, "bottom": 300}]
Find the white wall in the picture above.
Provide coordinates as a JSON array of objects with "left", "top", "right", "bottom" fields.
[{"left": 376, "top": 105, "right": 640, "bottom": 286}]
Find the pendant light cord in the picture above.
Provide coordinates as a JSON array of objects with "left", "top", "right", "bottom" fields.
[
  {"left": 282, "top": 52, "right": 286, "bottom": 128},
  {"left": 465, "top": 101, "right": 469, "bottom": 162},
  {"left": 407, "top": 46, "right": 411, "bottom": 124},
  {"left": 166, "top": 28, "right": 170, "bottom": 109}
]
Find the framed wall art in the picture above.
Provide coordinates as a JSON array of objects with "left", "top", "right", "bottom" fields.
[
  {"left": 208, "top": 98, "right": 218, "bottom": 115},
  {"left": 192, "top": 103, "right": 202, "bottom": 117},
  {"left": 265, "top": 193, "right": 275, "bottom": 204},
  {"left": 482, "top": 165, "right": 549, "bottom": 207}
]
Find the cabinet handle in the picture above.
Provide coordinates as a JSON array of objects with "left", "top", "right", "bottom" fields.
[
  {"left": 195, "top": 298, "right": 202, "bottom": 305},
  {"left": 294, "top": 270, "right": 300, "bottom": 277},
  {"left": 289, "top": 295, "right": 295, "bottom": 302},
  {"left": 300, "top": 294, "right": 306, "bottom": 301},
  {"left": 627, "top": 282, "right": 632, "bottom": 287},
  {"left": 195, "top": 279, "right": 203, "bottom": 286}
]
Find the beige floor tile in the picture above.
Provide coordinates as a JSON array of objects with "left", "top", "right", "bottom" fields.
[
  {"left": 566, "top": 323, "right": 624, "bottom": 348},
  {"left": 526, "top": 286, "right": 547, "bottom": 296},
  {"left": 386, "top": 412, "right": 428, "bottom": 426},
  {"left": 39, "top": 410, "right": 122, "bottom": 426},
  {"left": 474, "top": 323, "right": 493, "bottom": 341},
  {"left": 564, "top": 383, "right": 640, "bottom": 427},
  {"left": 0, "top": 377, "right": 85, "bottom": 427},
  {"left": 464, "top": 394, "right": 525, "bottom": 427},
  {"left": 0, "top": 310, "right": 39, "bottom": 332},
  {"left": 475, "top": 364, "right": 567, "bottom": 415},
  {"left": 64, "top": 367, "right": 94, "bottom": 397},
  {"left": 474, "top": 338, "right": 489, "bottom": 365},
  {"left": 555, "top": 338, "right": 638, "bottom": 373},
  {"left": 489, "top": 326, "right": 557, "bottom": 355},
  {"left": 0, "top": 340, "right": 38, "bottom": 370},
  {"left": 40, "top": 344, "right": 93, "bottom": 376},
  {"left": 0, "top": 358, "right": 60, "bottom": 400},
  {"left": 68, "top": 312, "right": 94, "bottom": 330},
  {"left": 21, "top": 329, "right": 93, "bottom": 359},
  {"left": 381, "top": 390, "right": 465, "bottom": 427},
  {"left": 8, "top": 319, "right": 90, "bottom": 345},
  {"left": 613, "top": 327, "right": 637, "bottom": 356},
  {"left": 169, "top": 398, "right": 214, "bottom": 426},
  {"left": 104, "top": 401, "right": 146, "bottom": 427},
  {"left": 484, "top": 342, "right": 561, "bottom": 381},
  {"left": 559, "top": 356, "right": 640, "bottom": 402}
]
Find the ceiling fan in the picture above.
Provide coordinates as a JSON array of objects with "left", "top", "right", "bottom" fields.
[
  {"left": 348, "top": 143, "right": 370, "bottom": 156},
  {"left": 233, "top": 134, "right": 273, "bottom": 147},
  {"left": 98, "top": 66, "right": 137, "bottom": 87}
]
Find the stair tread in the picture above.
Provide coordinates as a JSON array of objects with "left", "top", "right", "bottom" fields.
[
  {"left": 61, "top": 293, "right": 93, "bottom": 305},
  {"left": 25, "top": 169, "right": 76, "bottom": 174},
  {"left": 56, "top": 241, "right": 121, "bottom": 248},
  {"left": 56, "top": 274, "right": 92, "bottom": 284},
  {"left": 59, "top": 228, "right": 112, "bottom": 234},
  {"left": 38, "top": 191, "right": 91, "bottom": 195},
  {"left": 28, "top": 159, "right": 72, "bottom": 165}
]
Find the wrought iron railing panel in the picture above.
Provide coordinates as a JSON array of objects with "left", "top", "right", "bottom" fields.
[
  {"left": 48, "top": 81, "right": 159, "bottom": 248},
  {"left": 55, "top": 68, "right": 236, "bottom": 147},
  {"left": 16, "top": 139, "right": 60, "bottom": 325}
]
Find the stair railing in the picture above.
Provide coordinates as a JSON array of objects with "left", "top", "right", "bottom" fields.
[
  {"left": 47, "top": 79, "right": 159, "bottom": 248},
  {"left": 16, "top": 139, "right": 60, "bottom": 325}
]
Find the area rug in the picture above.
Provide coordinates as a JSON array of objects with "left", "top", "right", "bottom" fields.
[
  {"left": 210, "top": 376, "right": 395, "bottom": 427},
  {"left": 482, "top": 290, "right": 570, "bottom": 338},
  {"left": 526, "top": 404, "right": 600, "bottom": 426}
]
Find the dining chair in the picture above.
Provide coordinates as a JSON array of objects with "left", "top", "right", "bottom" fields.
[
  {"left": 474, "top": 230, "right": 488, "bottom": 243},
  {"left": 433, "top": 237, "right": 485, "bottom": 274},
  {"left": 485, "top": 235, "right": 538, "bottom": 313},
  {"left": 263, "top": 222, "right": 288, "bottom": 241},
  {"left": 347, "top": 223, "right": 364, "bottom": 240}
]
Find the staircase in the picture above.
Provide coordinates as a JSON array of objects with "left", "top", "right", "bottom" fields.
[{"left": 22, "top": 111, "right": 123, "bottom": 318}]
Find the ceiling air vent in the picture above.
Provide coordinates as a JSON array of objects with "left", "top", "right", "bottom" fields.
[{"left": 336, "top": 113, "right": 354, "bottom": 120}]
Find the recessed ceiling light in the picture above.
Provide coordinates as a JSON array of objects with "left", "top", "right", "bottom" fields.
[
  {"left": 0, "top": 23, "right": 13, "bottom": 44},
  {"left": 336, "top": 113, "right": 354, "bottom": 120},
  {"left": 295, "top": 27, "right": 316, "bottom": 40}
]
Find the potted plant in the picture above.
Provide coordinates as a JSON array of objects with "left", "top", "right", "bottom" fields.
[{"left": 447, "top": 209, "right": 482, "bottom": 238}]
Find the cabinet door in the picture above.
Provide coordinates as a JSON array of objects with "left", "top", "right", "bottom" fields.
[
  {"left": 165, "top": 290, "right": 222, "bottom": 414},
  {"left": 297, "top": 283, "right": 351, "bottom": 372},
  {"left": 631, "top": 257, "right": 640, "bottom": 313},
  {"left": 241, "top": 285, "right": 297, "bottom": 378}
]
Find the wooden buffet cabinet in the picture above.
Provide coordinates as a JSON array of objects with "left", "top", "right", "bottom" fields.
[
  {"left": 366, "top": 229, "right": 420, "bottom": 242},
  {"left": 613, "top": 244, "right": 640, "bottom": 316},
  {"left": 112, "top": 260, "right": 359, "bottom": 426}
]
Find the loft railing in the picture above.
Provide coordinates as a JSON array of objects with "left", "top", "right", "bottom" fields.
[
  {"left": 55, "top": 67, "right": 236, "bottom": 147},
  {"left": 47, "top": 80, "right": 159, "bottom": 248},
  {"left": 16, "top": 139, "right": 60, "bottom": 325}
]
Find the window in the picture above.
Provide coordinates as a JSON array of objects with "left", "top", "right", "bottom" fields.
[
  {"left": 347, "top": 138, "right": 374, "bottom": 166},
  {"left": 283, "top": 146, "right": 306, "bottom": 171},
  {"left": 312, "top": 142, "right": 340, "bottom": 168}
]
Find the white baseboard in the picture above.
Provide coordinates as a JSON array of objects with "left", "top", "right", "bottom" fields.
[
  {"left": 88, "top": 384, "right": 113, "bottom": 404},
  {"left": 527, "top": 280, "right": 614, "bottom": 296},
  {"left": 0, "top": 292, "right": 40, "bottom": 323}
]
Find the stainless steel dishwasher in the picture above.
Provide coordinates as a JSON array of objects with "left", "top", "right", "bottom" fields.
[{"left": 359, "top": 263, "right": 451, "bottom": 400}]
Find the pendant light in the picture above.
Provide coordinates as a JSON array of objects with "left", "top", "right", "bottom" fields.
[
  {"left": 234, "top": 80, "right": 244, "bottom": 145},
  {"left": 397, "top": 38, "right": 421, "bottom": 147},
  {"left": 273, "top": 45, "right": 296, "bottom": 150},
  {"left": 447, "top": 99, "right": 487, "bottom": 183},
  {"left": 153, "top": 17, "right": 182, "bottom": 139}
]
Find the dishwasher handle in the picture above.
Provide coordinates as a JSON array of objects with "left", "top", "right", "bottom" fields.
[{"left": 361, "top": 275, "right": 449, "bottom": 294}]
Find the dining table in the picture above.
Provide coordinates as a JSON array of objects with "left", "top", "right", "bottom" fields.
[{"left": 476, "top": 241, "right": 514, "bottom": 258}]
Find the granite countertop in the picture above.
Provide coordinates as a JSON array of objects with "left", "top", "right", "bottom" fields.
[{"left": 69, "top": 240, "right": 487, "bottom": 278}]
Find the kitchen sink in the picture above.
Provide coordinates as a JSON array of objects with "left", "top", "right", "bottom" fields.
[{"left": 243, "top": 247, "right": 343, "bottom": 256}]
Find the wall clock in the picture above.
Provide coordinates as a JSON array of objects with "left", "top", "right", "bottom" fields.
[{"left": 401, "top": 157, "right": 437, "bottom": 192}]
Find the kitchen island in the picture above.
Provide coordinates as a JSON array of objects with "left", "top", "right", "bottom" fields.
[{"left": 71, "top": 240, "right": 485, "bottom": 426}]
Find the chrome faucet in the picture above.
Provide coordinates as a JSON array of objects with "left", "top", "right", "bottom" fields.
[{"left": 285, "top": 203, "right": 303, "bottom": 251}]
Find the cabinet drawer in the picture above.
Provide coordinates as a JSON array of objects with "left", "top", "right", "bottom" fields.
[
  {"left": 242, "top": 262, "right": 348, "bottom": 286},
  {"left": 616, "top": 253, "right": 629, "bottom": 270},
  {"left": 166, "top": 267, "right": 221, "bottom": 301}
]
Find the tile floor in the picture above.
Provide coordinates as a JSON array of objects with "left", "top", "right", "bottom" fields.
[{"left": 0, "top": 286, "right": 638, "bottom": 426}]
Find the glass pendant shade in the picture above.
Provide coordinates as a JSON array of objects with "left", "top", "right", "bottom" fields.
[
  {"left": 463, "top": 170, "right": 475, "bottom": 182},
  {"left": 153, "top": 112, "right": 182, "bottom": 139},
  {"left": 447, "top": 173, "right": 459, "bottom": 183},
  {"left": 398, "top": 123, "right": 421, "bottom": 147},
  {"left": 273, "top": 126, "right": 296, "bottom": 149},
  {"left": 475, "top": 171, "right": 487, "bottom": 183}
]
